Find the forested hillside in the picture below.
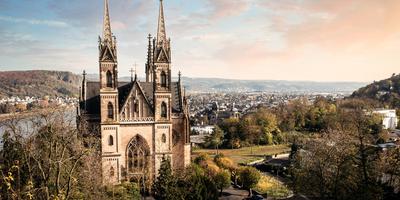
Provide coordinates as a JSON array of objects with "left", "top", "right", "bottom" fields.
[
  {"left": 351, "top": 73, "right": 400, "bottom": 108},
  {"left": 0, "top": 70, "right": 81, "bottom": 98}
]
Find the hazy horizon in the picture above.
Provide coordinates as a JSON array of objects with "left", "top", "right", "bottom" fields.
[
  {"left": 0, "top": 0, "right": 399, "bottom": 82},
  {"left": 0, "top": 69, "right": 378, "bottom": 84}
]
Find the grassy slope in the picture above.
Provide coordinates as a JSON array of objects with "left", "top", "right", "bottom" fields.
[{"left": 193, "top": 144, "right": 291, "bottom": 164}]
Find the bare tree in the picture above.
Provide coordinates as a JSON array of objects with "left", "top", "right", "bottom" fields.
[{"left": 0, "top": 108, "right": 105, "bottom": 200}]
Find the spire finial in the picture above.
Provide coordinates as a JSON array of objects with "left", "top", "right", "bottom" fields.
[
  {"left": 156, "top": 0, "right": 167, "bottom": 46},
  {"left": 83, "top": 70, "right": 87, "bottom": 78},
  {"left": 130, "top": 62, "right": 138, "bottom": 82},
  {"left": 178, "top": 71, "right": 181, "bottom": 82},
  {"left": 147, "top": 34, "right": 152, "bottom": 64},
  {"left": 103, "top": 0, "right": 113, "bottom": 43},
  {"left": 135, "top": 62, "right": 137, "bottom": 81}
]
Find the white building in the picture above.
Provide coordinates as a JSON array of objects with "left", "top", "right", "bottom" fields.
[
  {"left": 373, "top": 109, "right": 398, "bottom": 130},
  {"left": 191, "top": 125, "right": 215, "bottom": 135}
]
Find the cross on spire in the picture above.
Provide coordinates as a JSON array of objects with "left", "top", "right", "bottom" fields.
[{"left": 130, "top": 62, "right": 138, "bottom": 82}]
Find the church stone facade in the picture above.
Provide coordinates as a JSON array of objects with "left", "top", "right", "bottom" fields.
[{"left": 78, "top": 0, "right": 191, "bottom": 186}]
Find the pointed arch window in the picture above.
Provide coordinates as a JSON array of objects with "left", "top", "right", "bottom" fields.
[
  {"left": 161, "top": 71, "right": 167, "bottom": 87},
  {"left": 162, "top": 134, "right": 166, "bottom": 143},
  {"left": 122, "top": 111, "right": 126, "bottom": 119},
  {"left": 107, "top": 102, "right": 114, "bottom": 119},
  {"left": 127, "top": 135, "right": 150, "bottom": 174},
  {"left": 172, "top": 130, "right": 180, "bottom": 146},
  {"left": 161, "top": 102, "right": 167, "bottom": 118},
  {"left": 134, "top": 101, "right": 139, "bottom": 113},
  {"left": 108, "top": 135, "right": 114, "bottom": 146},
  {"left": 110, "top": 167, "right": 115, "bottom": 177},
  {"left": 106, "top": 70, "right": 113, "bottom": 88}
]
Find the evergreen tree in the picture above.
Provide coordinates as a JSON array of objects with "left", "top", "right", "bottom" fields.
[
  {"left": 153, "top": 156, "right": 176, "bottom": 200},
  {"left": 182, "top": 164, "right": 219, "bottom": 200}
]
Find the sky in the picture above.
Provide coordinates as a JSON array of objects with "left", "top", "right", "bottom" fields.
[{"left": 0, "top": 0, "right": 399, "bottom": 82}]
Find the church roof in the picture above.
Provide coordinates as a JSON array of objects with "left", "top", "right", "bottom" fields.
[
  {"left": 84, "top": 82, "right": 100, "bottom": 115},
  {"left": 83, "top": 81, "right": 183, "bottom": 115},
  {"left": 117, "top": 81, "right": 153, "bottom": 112}
]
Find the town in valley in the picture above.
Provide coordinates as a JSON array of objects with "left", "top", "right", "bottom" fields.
[{"left": 0, "top": 0, "right": 400, "bottom": 200}]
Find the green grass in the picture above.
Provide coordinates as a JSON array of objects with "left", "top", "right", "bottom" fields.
[
  {"left": 255, "top": 174, "right": 292, "bottom": 198},
  {"left": 192, "top": 144, "right": 291, "bottom": 165}
]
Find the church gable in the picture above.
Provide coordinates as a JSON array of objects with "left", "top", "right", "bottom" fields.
[
  {"left": 156, "top": 47, "right": 169, "bottom": 63},
  {"left": 101, "top": 44, "right": 115, "bottom": 62},
  {"left": 119, "top": 82, "right": 153, "bottom": 121}
]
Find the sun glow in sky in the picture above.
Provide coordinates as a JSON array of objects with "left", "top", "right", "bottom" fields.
[{"left": 0, "top": 0, "right": 399, "bottom": 82}]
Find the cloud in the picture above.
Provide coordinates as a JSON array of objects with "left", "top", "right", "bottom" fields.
[
  {"left": 206, "top": 0, "right": 251, "bottom": 19},
  {"left": 112, "top": 21, "right": 127, "bottom": 31},
  {"left": 0, "top": 15, "right": 68, "bottom": 27},
  {"left": 212, "top": 39, "right": 293, "bottom": 69},
  {"left": 0, "top": 30, "right": 93, "bottom": 72},
  {"left": 168, "top": 14, "right": 210, "bottom": 37},
  {"left": 0, "top": 0, "right": 399, "bottom": 82},
  {"left": 259, "top": 0, "right": 400, "bottom": 52},
  {"left": 47, "top": 0, "right": 152, "bottom": 31}
]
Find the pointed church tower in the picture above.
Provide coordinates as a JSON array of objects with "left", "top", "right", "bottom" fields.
[
  {"left": 152, "top": 0, "right": 174, "bottom": 167},
  {"left": 153, "top": 0, "right": 172, "bottom": 122},
  {"left": 146, "top": 0, "right": 171, "bottom": 84},
  {"left": 99, "top": 0, "right": 119, "bottom": 123},
  {"left": 156, "top": 0, "right": 169, "bottom": 52}
]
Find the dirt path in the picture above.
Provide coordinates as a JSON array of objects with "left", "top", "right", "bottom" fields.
[{"left": 219, "top": 186, "right": 249, "bottom": 200}]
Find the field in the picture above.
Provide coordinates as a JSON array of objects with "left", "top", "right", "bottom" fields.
[
  {"left": 255, "top": 174, "right": 292, "bottom": 198},
  {"left": 192, "top": 144, "right": 291, "bottom": 165}
]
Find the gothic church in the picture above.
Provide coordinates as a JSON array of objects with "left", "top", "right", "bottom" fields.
[{"left": 78, "top": 0, "right": 191, "bottom": 185}]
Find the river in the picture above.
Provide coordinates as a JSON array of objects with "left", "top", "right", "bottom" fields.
[{"left": 0, "top": 107, "right": 76, "bottom": 149}]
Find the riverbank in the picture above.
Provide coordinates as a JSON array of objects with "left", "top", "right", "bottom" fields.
[{"left": 0, "top": 105, "right": 76, "bottom": 121}]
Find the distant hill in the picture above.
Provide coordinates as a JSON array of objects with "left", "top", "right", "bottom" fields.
[
  {"left": 351, "top": 74, "right": 400, "bottom": 108},
  {"left": 0, "top": 70, "right": 81, "bottom": 98},
  {"left": 179, "top": 77, "right": 365, "bottom": 94},
  {"left": 107, "top": 76, "right": 365, "bottom": 94},
  {"left": 0, "top": 70, "right": 366, "bottom": 98}
]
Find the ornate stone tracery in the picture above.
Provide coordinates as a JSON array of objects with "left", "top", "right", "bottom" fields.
[{"left": 127, "top": 135, "right": 150, "bottom": 175}]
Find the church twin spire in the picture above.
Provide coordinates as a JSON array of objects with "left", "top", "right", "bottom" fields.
[
  {"left": 104, "top": 0, "right": 166, "bottom": 46},
  {"left": 103, "top": 0, "right": 113, "bottom": 44},
  {"left": 153, "top": 0, "right": 170, "bottom": 64},
  {"left": 101, "top": 0, "right": 171, "bottom": 82},
  {"left": 156, "top": 0, "right": 167, "bottom": 47},
  {"left": 100, "top": 0, "right": 116, "bottom": 62}
]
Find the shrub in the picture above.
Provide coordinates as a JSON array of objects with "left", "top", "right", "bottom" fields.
[
  {"left": 214, "top": 155, "right": 236, "bottom": 171},
  {"left": 194, "top": 153, "right": 210, "bottom": 165},
  {"left": 214, "top": 170, "right": 231, "bottom": 195},
  {"left": 106, "top": 182, "right": 140, "bottom": 200},
  {"left": 239, "top": 166, "right": 261, "bottom": 196}
]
